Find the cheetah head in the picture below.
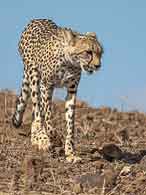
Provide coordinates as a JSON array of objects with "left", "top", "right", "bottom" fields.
[{"left": 63, "top": 29, "right": 103, "bottom": 73}]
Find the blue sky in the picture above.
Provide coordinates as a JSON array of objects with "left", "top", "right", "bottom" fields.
[{"left": 0, "top": 0, "right": 146, "bottom": 111}]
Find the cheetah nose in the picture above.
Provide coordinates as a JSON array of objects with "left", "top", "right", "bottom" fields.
[{"left": 94, "top": 64, "right": 101, "bottom": 69}]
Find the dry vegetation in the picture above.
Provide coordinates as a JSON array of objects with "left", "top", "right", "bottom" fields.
[{"left": 0, "top": 90, "right": 146, "bottom": 195}]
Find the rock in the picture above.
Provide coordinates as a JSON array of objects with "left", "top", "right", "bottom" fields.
[
  {"left": 119, "top": 166, "right": 131, "bottom": 176},
  {"left": 98, "top": 143, "right": 123, "bottom": 161},
  {"left": 123, "top": 151, "right": 142, "bottom": 163},
  {"left": 72, "top": 173, "right": 104, "bottom": 190},
  {"left": 139, "top": 155, "right": 146, "bottom": 170}
]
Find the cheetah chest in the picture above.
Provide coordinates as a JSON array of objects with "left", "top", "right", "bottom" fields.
[{"left": 54, "top": 69, "right": 74, "bottom": 88}]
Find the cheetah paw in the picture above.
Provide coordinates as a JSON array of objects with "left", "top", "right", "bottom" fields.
[{"left": 66, "top": 154, "right": 82, "bottom": 163}]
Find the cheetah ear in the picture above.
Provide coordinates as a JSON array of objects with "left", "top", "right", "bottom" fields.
[
  {"left": 63, "top": 29, "right": 76, "bottom": 46},
  {"left": 85, "top": 32, "right": 97, "bottom": 38}
]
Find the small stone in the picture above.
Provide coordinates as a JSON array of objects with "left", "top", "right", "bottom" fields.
[
  {"left": 120, "top": 166, "right": 131, "bottom": 176},
  {"left": 99, "top": 143, "right": 123, "bottom": 161}
]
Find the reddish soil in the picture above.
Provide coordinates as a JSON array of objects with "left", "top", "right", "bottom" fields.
[{"left": 0, "top": 90, "right": 146, "bottom": 195}]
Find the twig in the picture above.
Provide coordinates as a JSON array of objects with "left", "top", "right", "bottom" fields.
[{"left": 101, "top": 177, "right": 106, "bottom": 195}]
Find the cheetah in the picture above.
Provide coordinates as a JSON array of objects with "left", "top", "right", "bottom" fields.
[{"left": 12, "top": 19, "right": 103, "bottom": 163}]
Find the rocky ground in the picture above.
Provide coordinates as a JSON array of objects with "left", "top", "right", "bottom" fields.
[{"left": 0, "top": 91, "right": 146, "bottom": 195}]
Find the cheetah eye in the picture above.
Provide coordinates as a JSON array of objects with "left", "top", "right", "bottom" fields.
[{"left": 86, "top": 50, "right": 92, "bottom": 56}]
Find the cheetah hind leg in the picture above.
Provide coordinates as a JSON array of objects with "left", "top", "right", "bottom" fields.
[
  {"left": 29, "top": 65, "right": 51, "bottom": 151},
  {"left": 32, "top": 82, "right": 53, "bottom": 151},
  {"left": 12, "top": 70, "right": 30, "bottom": 128},
  {"left": 31, "top": 87, "right": 51, "bottom": 151},
  {"left": 30, "top": 81, "right": 51, "bottom": 151}
]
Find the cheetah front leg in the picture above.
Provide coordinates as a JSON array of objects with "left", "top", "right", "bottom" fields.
[
  {"left": 29, "top": 67, "right": 50, "bottom": 151},
  {"left": 65, "top": 91, "right": 81, "bottom": 163},
  {"left": 42, "top": 84, "right": 54, "bottom": 148}
]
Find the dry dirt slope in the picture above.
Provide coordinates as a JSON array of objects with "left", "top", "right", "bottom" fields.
[{"left": 0, "top": 90, "right": 146, "bottom": 195}]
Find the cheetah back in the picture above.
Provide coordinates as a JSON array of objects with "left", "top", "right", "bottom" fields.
[{"left": 18, "top": 19, "right": 58, "bottom": 65}]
